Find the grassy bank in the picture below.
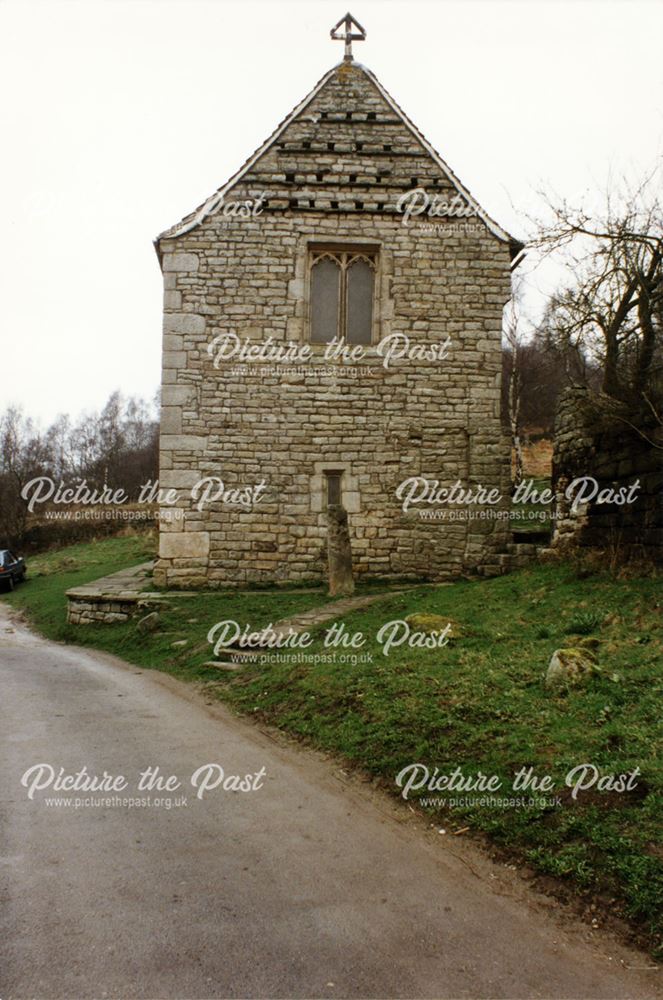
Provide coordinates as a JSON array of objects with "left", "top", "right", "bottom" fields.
[
  {"left": 2, "top": 538, "right": 661, "bottom": 956},
  {"left": 1, "top": 534, "right": 334, "bottom": 676},
  {"left": 216, "top": 561, "right": 662, "bottom": 957}
]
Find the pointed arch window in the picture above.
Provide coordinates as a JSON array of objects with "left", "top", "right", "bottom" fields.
[{"left": 309, "top": 248, "right": 377, "bottom": 344}]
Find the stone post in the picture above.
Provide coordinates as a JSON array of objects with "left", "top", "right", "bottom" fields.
[{"left": 327, "top": 504, "right": 355, "bottom": 597}]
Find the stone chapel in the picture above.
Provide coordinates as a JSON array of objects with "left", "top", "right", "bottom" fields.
[{"left": 153, "top": 14, "right": 523, "bottom": 589}]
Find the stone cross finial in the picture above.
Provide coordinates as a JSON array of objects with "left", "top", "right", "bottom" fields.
[{"left": 330, "top": 12, "right": 366, "bottom": 62}]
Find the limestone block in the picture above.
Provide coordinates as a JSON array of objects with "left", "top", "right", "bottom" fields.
[
  {"left": 161, "top": 435, "right": 208, "bottom": 453},
  {"left": 159, "top": 531, "right": 210, "bottom": 560},
  {"left": 162, "top": 253, "right": 199, "bottom": 273},
  {"left": 344, "top": 491, "right": 361, "bottom": 513},
  {"left": 159, "top": 469, "right": 201, "bottom": 490},
  {"left": 164, "top": 313, "right": 206, "bottom": 336},
  {"left": 162, "top": 351, "right": 187, "bottom": 369},
  {"left": 160, "top": 406, "right": 182, "bottom": 434},
  {"left": 163, "top": 334, "right": 183, "bottom": 352},
  {"left": 161, "top": 386, "right": 196, "bottom": 408}
]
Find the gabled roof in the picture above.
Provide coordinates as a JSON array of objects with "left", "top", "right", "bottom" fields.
[{"left": 155, "top": 61, "right": 524, "bottom": 263}]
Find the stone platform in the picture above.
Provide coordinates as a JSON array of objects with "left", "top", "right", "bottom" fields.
[{"left": 66, "top": 562, "right": 178, "bottom": 624}]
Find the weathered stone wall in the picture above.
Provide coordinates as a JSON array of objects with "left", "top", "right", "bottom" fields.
[
  {"left": 67, "top": 597, "right": 137, "bottom": 625},
  {"left": 154, "top": 63, "right": 515, "bottom": 588},
  {"left": 551, "top": 386, "right": 662, "bottom": 559}
]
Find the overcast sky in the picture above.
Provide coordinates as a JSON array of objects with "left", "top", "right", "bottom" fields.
[{"left": 2, "top": 0, "right": 662, "bottom": 424}]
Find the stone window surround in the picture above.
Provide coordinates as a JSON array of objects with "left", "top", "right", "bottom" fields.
[
  {"left": 308, "top": 245, "right": 378, "bottom": 345},
  {"left": 311, "top": 461, "right": 360, "bottom": 514},
  {"left": 292, "top": 236, "right": 392, "bottom": 349},
  {"left": 324, "top": 468, "right": 343, "bottom": 507}
]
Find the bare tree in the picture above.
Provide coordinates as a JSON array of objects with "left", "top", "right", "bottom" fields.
[
  {"left": 0, "top": 407, "right": 49, "bottom": 545},
  {"left": 0, "top": 391, "right": 160, "bottom": 548},
  {"left": 532, "top": 170, "right": 663, "bottom": 413},
  {"left": 502, "top": 288, "right": 525, "bottom": 485},
  {"left": 44, "top": 414, "right": 73, "bottom": 481}
]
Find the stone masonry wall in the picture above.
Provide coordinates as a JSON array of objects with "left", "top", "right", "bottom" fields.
[
  {"left": 67, "top": 598, "right": 137, "bottom": 625},
  {"left": 551, "top": 386, "right": 662, "bottom": 560},
  {"left": 155, "top": 63, "right": 515, "bottom": 588}
]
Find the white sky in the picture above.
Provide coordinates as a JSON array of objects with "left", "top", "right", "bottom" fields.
[{"left": 2, "top": 0, "right": 662, "bottom": 424}]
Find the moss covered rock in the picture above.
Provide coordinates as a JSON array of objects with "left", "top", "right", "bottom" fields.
[
  {"left": 405, "top": 613, "right": 461, "bottom": 639},
  {"left": 545, "top": 646, "right": 599, "bottom": 689}
]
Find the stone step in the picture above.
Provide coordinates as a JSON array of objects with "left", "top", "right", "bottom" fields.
[
  {"left": 481, "top": 565, "right": 505, "bottom": 577},
  {"left": 203, "top": 659, "right": 250, "bottom": 672},
  {"left": 217, "top": 647, "right": 259, "bottom": 660}
]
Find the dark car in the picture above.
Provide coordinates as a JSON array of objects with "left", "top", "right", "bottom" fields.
[{"left": 0, "top": 550, "right": 27, "bottom": 591}]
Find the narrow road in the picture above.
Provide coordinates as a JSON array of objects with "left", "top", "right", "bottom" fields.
[{"left": 0, "top": 604, "right": 659, "bottom": 999}]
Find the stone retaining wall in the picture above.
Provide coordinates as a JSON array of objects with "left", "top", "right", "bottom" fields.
[
  {"left": 551, "top": 387, "right": 662, "bottom": 559},
  {"left": 67, "top": 596, "right": 140, "bottom": 625}
]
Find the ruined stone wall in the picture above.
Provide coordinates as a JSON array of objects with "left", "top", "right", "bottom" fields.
[
  {"left": 154, "top": 63, "right": 515, "bottom": 588},
  {"left": 551, "top": 386, "right": 662, "bottom": 560}
]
